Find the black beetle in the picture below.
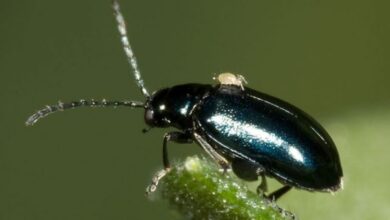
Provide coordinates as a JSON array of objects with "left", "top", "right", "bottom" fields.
[{"left": 26, "top": 0, "right": 343, "bottom": 200}]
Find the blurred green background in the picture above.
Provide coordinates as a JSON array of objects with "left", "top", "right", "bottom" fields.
[{"left": 1, "top": 0, "right": 389, "bottom": 219}]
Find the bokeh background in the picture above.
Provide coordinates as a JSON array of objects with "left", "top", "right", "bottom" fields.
[{"left": 1, "top": 0, "right": 389, "bottom": 219}]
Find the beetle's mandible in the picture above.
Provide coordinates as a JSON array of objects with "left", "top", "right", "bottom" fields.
[{"left": 26, "top": 0, "right": 343, "bottom": 201}]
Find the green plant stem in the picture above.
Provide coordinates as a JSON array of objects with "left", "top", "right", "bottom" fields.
[{"left": 156, "top": 156, "right": 295, "bottom": 220}]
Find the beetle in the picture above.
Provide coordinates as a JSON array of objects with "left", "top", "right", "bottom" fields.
[{"left": 26, "top": 0, "right": 343, "bottom": 200}]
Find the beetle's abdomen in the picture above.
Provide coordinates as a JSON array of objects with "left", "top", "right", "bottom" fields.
[{"left": 194, "top": 86, "right": 343, "bottom": 191}]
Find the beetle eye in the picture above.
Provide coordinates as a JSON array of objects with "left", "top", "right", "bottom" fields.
[{"left": 145, "top": 109, "right": 154, "bottom": 124}]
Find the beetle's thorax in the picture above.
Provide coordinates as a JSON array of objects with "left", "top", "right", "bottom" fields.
[{"left": 144, "top": 83, "right": 212, "bottom": 130}]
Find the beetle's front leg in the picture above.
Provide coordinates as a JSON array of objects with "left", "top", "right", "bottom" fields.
[
  {"left": 193, "top": 133, "right": 230, "bottom": 172},
  {"left": 162, "top": 131, "right": 193, "bottom": 169},
  {"left": 146, "top": 131, "right": 192, "bottom": 194}
]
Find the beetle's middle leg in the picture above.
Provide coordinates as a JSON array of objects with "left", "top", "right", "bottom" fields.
[
  {"left": 146, "top": 131, "right": 192, "bottom": 194},
  {"left": 230, "top": 158, "right": 268, "bottom": 196},
  {"left": 193, "top": 133, "right": 230, "bottom": 171},
  {"left": 256, "top": 174, "right": 268, "bottom": 195}
]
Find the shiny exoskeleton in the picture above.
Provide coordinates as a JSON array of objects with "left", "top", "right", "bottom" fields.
[
  {"left": 145, "top": 83, "right": 343, "bottom": 199},
  {"left": 26, "top": 0, "right": 342, "bottom": 201}
]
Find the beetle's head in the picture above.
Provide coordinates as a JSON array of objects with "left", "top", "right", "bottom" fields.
[
  {"left": 144, "top": 88, "right": 171, "bottom": 128},
  {"left": 144, "top": 84, "right": 210, "bottom": 129}
]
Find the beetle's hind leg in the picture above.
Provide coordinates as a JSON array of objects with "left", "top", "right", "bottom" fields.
[
  {"left": 266, "top": 185, "right": 292, "bottom": 201},
  {"left": 146, "top": 131, "right": 193, "bottom": 194},
  {"left": 256, "top": 177, "right": 291, "bottom": 201}
]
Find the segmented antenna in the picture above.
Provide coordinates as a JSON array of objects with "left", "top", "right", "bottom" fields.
[
  {"left": 112, "top": 0, "right": 150, "bottom": 98},
  {"left": 26, "top": 99, "right": 145, "bottom": 126}
]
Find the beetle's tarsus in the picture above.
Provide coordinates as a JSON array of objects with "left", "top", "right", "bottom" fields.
[
  {"left": 218, "top": 167, "right": 232, "bottom": 175},
  {"left": 267, "top": 200, "right": 297, "bottom": 220},
  {"left": 146, "top": 168, "right": 171, "bottom": 195}
]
